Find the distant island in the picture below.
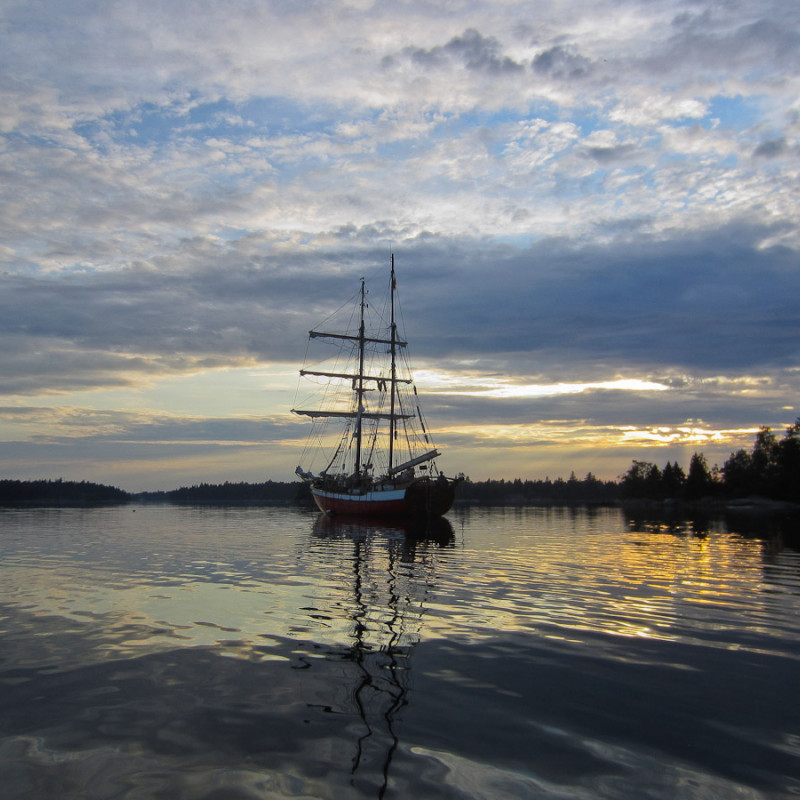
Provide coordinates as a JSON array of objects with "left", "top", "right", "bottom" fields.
[
  {"left": 2, "top": 420, "right": 797, "bottom": 510},
  {"left": 136, "top": 480, "right": 312, "bottom": 507},
  {"left": 0, "top": 479, "right": 130, "bottom": 508},
  {"left": 0, "top": 479, "right": 311, "bottom": 508}
]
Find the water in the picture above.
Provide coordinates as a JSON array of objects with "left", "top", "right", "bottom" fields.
[{"left": 0, "top": 505, "right": 798, "bottom": 799}]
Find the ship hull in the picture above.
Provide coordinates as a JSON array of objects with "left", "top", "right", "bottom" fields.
[{"left": 311, "top": 477, "right": 456, "bottom": 518}]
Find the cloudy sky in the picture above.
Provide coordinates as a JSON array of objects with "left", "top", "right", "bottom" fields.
[{"left": 1, "top": 0, "right": 799, "bottom": 491}]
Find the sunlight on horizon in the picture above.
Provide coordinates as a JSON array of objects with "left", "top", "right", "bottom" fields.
[
  {"left": 414, "top": 372, "right": 669, "bottom": 398},
  {"left": 434, "top": 420, "right": 760, "bottom": 450}
]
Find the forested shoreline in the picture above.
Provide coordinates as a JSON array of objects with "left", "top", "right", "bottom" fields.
[
  {"left": 0, "top": 479, "right": 130, "bottom": 507},
  {"left": 2, "top": 421, "right": 798, "bottom": 509},
  {"left": 618, "top": 420, "right": 800, "bottom": 505}
]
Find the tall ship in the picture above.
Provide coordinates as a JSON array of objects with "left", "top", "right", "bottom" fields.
[{"left": 293, "top": 255, "right": 458, "bottom": 518}]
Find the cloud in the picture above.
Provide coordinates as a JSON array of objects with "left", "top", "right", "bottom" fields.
[
  {"left": 659, "top": 12, "right": 800, "bottom": 77},
  {"left": 753, "top": 138, "right": 787, "bottom": 158},
  {"left": 0, "top": 404, "right": 294, "bottom": 444},
  {"left": 582, "top": 143, "right": 638, "bottom": 164},
  {"left": 1, "top": 218, "right": 797, "bottom": 399},
  {"left": 404, "top": 28, "right": 525, "bottom": 76},
  {"left": 532, "top": 45, "right": 592, "bottom": 80}
]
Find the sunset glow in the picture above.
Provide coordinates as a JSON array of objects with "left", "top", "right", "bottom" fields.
[{"left": 417, "top": 373, "right": 670, "bottom": 398}]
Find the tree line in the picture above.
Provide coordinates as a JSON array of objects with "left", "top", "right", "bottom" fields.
[
  {"left": 620, "top": 420, "right": 800, "bottom": 503},
  {"left": 0, "top": 479, "right": 309, "bottom": 507},
  {"left": 0, "top": 479, "right": 130, "bottom": 507},
  {"left": 2, "top": 420, "right": 798, "bottom": 508},
  {"left": 454, "top": 473, "right": 619, "bottom": 505},
  {"left": 137, "top": 480, "right": 312, "bottom": 506}
]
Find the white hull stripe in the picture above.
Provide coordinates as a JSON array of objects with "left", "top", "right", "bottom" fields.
[{"left": 313, "top": 487, "right": 406, "bottom": 503}]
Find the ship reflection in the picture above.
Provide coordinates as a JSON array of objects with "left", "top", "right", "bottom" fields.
[
  {"left": 313, "top": 512, "right": 456, "bottom": 546},
  {"left": 310, "top": 514, "right": 454, "bottom": 797}
]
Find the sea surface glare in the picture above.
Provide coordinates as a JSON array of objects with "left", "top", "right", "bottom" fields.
[{"left": 0, "top": 505, "right": 798, "bottom": 799}]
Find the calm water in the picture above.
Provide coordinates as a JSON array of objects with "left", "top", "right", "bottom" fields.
[{"left": 0, "top": 505, "right": 799, "bottom": 799}]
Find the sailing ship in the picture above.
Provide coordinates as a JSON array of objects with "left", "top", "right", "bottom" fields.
[{"left": 293, "top": 255, "right": 458, "bottom": 518}]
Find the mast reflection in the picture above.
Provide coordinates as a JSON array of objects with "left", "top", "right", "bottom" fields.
[{"left": 310, "top": 514, "right": 454, "bottom": 797}]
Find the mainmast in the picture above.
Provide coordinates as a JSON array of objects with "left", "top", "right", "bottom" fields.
[
  {"left": 388, "top": 255, "right": 398, "bottom": 471},
  {"left": 354, "top": 277, "right": 367, "bottom": 475}
]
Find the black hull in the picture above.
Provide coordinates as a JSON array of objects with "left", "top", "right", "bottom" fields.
[
  {"left": 404, "top": 478, "right": 457, "bottom": 518},
  {"left": 311, "top": 476, "right": 457, "bottom": 519}
]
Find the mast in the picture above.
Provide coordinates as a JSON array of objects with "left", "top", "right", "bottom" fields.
[
  {"left": 388, "top": 255, "right": 398, "bottom": 471},
  {"left": 354, "top": 277, "right": 367, "bottom": 476}
]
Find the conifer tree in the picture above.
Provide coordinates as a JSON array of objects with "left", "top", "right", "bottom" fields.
[{"left": 686, "top": 453, "right": 714, "bottom": 499}]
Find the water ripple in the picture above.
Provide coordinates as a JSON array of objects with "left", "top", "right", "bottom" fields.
[{"left": 0, "top": 505, "right": 798, "bottom": 798}]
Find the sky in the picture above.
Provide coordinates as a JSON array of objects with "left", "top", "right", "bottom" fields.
[{"left": 1, "top": 0, "right": 799, "bottom": 492}]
